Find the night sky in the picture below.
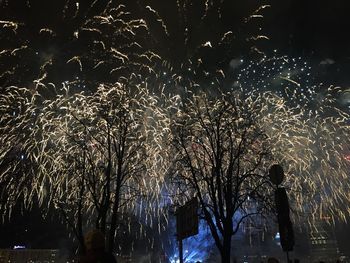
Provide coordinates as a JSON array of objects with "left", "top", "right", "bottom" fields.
[
  {"left": 1, "top": 0, "right": 350, "bottom": 259},
  {"left": 266, "top": 0, "right": 350, "bottom": 58},
  {"left": 2, "top": 0, "right": 350, "bottom": 57},
  {"left": 265, "top": 0, "right": 350, "bottom": 89}
]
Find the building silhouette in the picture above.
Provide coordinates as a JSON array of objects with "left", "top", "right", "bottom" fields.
[{"left": 308, "top": 216, "right": 340, "bottom": 262}]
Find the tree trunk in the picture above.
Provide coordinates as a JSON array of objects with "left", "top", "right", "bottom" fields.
[
  {"left": 108, "top": 177, "right": 121, "bottom": 253},
  {"left": 100, "top": 209, "right": 107, "bottom": 233},
  {"left": 108, "top": 199, "right": 118, "bottom": 253},
  {"left": 77, "top": 181, "right": 85, "bottom": 253},
  {"left": 221, "top": 233, "right": 232, "bottom": 263}
]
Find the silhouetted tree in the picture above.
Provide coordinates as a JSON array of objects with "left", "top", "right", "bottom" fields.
[{"left": 170, "top": 91, "right": 274, "bottom": 263}]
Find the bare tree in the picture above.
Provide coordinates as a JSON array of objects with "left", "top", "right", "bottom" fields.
[
  {"left": 170, "top": 91, "right": 275, "bottom": 262},
  {"left": 16, "top": 83, "right": 168, "bottom": 253}
]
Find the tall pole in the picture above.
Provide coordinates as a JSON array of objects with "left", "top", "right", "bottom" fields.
[
  {"left": 286, "top": 251, "right": 290, "bottom": 263},
  {"left": 179, "top": 238, "right": 184, "bottom": 263}
]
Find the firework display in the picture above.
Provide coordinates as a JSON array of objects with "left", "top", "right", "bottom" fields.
[{"left": 0, "top": 0, "right": 349, "bottom": 262}]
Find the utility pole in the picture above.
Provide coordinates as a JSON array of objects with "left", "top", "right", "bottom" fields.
[{"left": 179, "top": 238, "right": 184, "bottom": 263}]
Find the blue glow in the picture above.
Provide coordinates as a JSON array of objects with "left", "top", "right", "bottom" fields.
[
  {"left": 274, "top": 232, "right": 281, "bottom": 247},
  {"left": 167, "top": 219, "right": 215, "bottom": 263},
  {"left": 13, "top": 245, "right": 26, "bottom": 249},
  {"left": 275, "top": 232, "right": 280, "bottom": 240}
]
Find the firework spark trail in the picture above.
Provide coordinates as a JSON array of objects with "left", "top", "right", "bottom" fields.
[
  {"left": 41, "top": 84, "right": 171, "bottom": 224},
  {"left": 261, "top": 92, "right": 349, "bottom": 222},
  {"left": 173, "top": 86, "right": 347, "bottom": 254},
  {"left": 236, "top": 55, "right": 350, "bottom": 223},
  {"left": 0, "top": 87, "right": 41, "bottom": 217},
  {"left": 0, "top": 9, "right": 167, "bottom": 228},
  {"left": 167, "top": 85, "right": 349, "bottom": 228},
  {"left": 0, "top": 0, "right": 162, "bottom": 93},
  {"left": 0, "top": 20, "right": 20, "bottom": 32},
  {"left": 141, "top": 0, "right": 269, "bottom": 88},
  {"left": 0, "top": 2, "right": 172, "bottom": 244},
  {"left": 0, "top": 82, "right": 174, "bottom": 243},
  {"left": 3, "top": 0, "right": 263, "bottom": 91},
  {"left": 235, "top": 55, "right": 320, "bottom": 107}
]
